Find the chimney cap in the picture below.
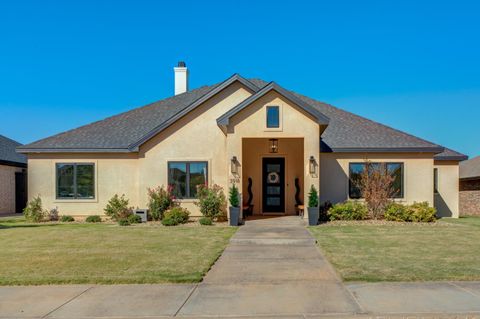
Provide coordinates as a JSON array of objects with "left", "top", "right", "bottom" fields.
[{"left": 177, "top": 61, "right": 186, "bottom": 67}]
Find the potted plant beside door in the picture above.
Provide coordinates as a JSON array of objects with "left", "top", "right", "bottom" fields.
[
  {"left": 228, "top": 184, "right": 240, "bottom": 226},
  {"left": 307, "top": 185, "right": 319, "bottom": 226}
]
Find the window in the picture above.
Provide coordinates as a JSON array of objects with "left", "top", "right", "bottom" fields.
[
  {"left": 434, "top": 168, "right": 439, "bottom": 194},
  {"left": 266, "top": 106, "right": 280, "bottom": 128},
  {"left": 56, "top": 163, "right": 95, "bottom": 199},
  {"left": 168, "top": 161, "right": 208, "bottom": 199},
  {"left": 348, "top": 162, "right": 404, "bottom": 199}
]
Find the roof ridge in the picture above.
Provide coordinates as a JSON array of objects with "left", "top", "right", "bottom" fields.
[{"left": 0, "top": 134, "right": 22, "bottom": 146}]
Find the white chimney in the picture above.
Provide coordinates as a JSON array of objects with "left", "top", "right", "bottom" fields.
[{"left": 174, "top": 61, "right": 188, "bottom": 95}]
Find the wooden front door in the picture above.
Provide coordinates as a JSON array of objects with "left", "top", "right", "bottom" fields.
[{"left": 262, "top": 157, "right": 285, "bottom": 213}]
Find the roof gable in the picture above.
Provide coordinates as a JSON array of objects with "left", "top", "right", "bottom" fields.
[{"left": 216, "top": 82, "right": 330, "bottom": 127}]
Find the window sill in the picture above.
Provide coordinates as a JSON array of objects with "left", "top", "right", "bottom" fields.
[
  {"left": 54, "top": 198, "right": 98, "bottom": 204},
  {"left": 176, "top": 199, "right": 199, "bottom": 204}
]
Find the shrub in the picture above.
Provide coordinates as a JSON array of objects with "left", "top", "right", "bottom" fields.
[
  {"left": 308, "top": 185, "right": 319, "bottom": 208},
  {"left": 385, "top": 202, "right": 436, "bottom": 222},
  {"left": 127, "top": 214, "right": 142, "bottom": 224},
  {"left": 118, "top": 218, "right": 131, "bottom": 226},
  {"left": 228, "top": 184, "right": 240, "bottom": 207},
  {"left": 60, "top": 215, "right": 75, "bottom": 222},
  {"left": 199, "top": 216, "right": 213, "bottom": 226},
  {"left": 319, "top": 201, "right": 333, "bottom": 223},
  {"left": 48, "top": 207, "right": 59, "bottom": 221},
  {"left": 104, "top": 194, "right": 132, "bottom": 221},
  {"left": 163, "top": 207, "right": 190, "bottom": 225},
  {"left": 328, "top": 201, "right": 368, "bottom": 221},
  {"left": 195, "top": 184, "right": 227, "bottom": 220},
  {"left": 161, "top": 217, "right": 178, "bottom": 226},
  {"left": 147, "top": 186, "right": 175, "bottom": 221},
  {"left": 23, "top": 196, "right": 47, "bottom": 222},
  {"left": 85, "top": 215, "right": 102, "bottom": 223}
]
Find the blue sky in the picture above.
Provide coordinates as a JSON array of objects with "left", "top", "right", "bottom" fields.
[{"left": 0, "top": 0, "right": 478, "bottom": 157}]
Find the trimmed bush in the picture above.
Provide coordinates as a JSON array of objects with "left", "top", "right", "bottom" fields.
[
  {"left": 118, "top": 218, "right": 131, "bottom": 226},
  {"left": 328, "top": 201, "right": 368, "bottom": 221},
  {"left": 161, "top": 217, "right": 178, "bottom": 226},
  {"left": 60, "top": 215, "right": 75, "bottom": 222},
  {"left": 104, "top": 194, "right": 132, "bottom": 221},
  {"left": 228, "top": 184, "right": 240, "bottom": 207},
  {"left": 195, "top": 184, "right": 227, "bottom": 220},
  {"left": 85, "top": 215, "right": 102, "bottom": 223},
  {"left": 127, "top": 214, "right": 142, "bottom": 224},
  {"left": 385, "top": 202, "right": 436, "bottom": 223},
  {"left": 163, "top": 207, "right": 190, "bottom": 225},
  {"left": 147, "top": 186, "right": 175, "bottom": 221},
  {"left": 199, "top": 217, "right": 213, "bottom": 226},
  {"left": 23, "top": 196, "right": 47, "bottom": 222}
]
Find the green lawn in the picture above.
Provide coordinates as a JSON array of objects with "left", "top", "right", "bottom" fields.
[
  {"left": 0, "top": 217, "right": 236, "bottom": 285},
  {"left": 309, "top": 217, "right": 480, "bottom": 282}
]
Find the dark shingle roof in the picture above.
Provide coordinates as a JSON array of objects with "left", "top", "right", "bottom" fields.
[
  {"left": 434, "top": 147, "right": 468, "bottom": 161},
  {"left": 0, "top": 135, "right": 27, "bottom": 165},
  {"left": 18, "top": 75, "right": 466, "bottom": 160},
  {"left": 460, "top": 156, "right": 480, "bottom": 179}
]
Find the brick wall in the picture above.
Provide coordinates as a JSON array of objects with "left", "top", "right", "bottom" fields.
[
  {"left": 460, "top": 179, "right": 480, "bottom": 216},
  {"left": 0, "top": 164, "right": 22, "bottom": 214}
]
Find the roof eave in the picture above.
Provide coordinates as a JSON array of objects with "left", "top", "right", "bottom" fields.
[
  {"left": 435, "top": 155, "right": 469, "bottom": 161},
  {"left": 326, "top": 146, "right": 446, "bottom": 153},
  {"left": 16, "top": 148, "right": 133, "bottom": 154}
]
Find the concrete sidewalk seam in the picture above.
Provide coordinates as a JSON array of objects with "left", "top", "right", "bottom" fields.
[
  {"left": 174, "top": 284, "right": 198, "bottom": 317},
  {"left": 344, "top": 287, "right": 367, "bottom": 315},
  {"left": 449, "top": 282, "right": 480, "bottom": 299},
  {"left": 41, "top": 285, "right": 94, "bottom": 319}
]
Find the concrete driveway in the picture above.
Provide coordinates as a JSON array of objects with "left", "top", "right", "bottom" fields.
[{"left": 2, "top": 216, "right": 480, "bottom": 318}]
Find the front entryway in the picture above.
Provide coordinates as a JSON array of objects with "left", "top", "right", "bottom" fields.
[{"left": 262, "top": 157, "right": 285, "bottom": 213}]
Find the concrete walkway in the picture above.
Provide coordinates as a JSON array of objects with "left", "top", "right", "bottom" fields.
[{"left": 2, "top": 216, "right": 480, "bottom": 318}]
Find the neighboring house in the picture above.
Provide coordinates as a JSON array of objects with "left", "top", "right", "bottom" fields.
[
  {"left": 0, "top": 135, "right": 27, "bottom": 214},
  {"left": 17, "top": 62, "right": 467, "bottom": 218},
  {"left": 459, "top": 156, "right": 480, "bottom": 216}
]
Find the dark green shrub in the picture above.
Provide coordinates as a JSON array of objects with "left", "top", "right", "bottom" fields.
[
  {"left": 319, "top": 201, "right": 333, "bottom": 223},
  {"left": 23, "top": 196, "right": 47, "bottom": 222},
  {"left": 85, "top": 215, "right": 102, "bottom": 223},
  {"left": 328, "top": 201, "right": 368, "bottom": 221},
  {"left": 385, "top": 202, "right": 436, "bottom": 223},
  {"left": 199, "top": 217, "right": 213, "bottom": 226},
  {"left": 60, "top": 215, "right": 75, "bottom": 222},
  {"left": 195, "top": 184, "right": 227, "bottom": 219},
  {"left": 104, "top": 194, "right": 132, "bottom": 221},
  {"left": 161, "top": 217, "right": 178, "bottom": 226},
  {"left": 410, "top": 202, "right": 436, "bottom": 222},
  {"left": 127, "top": 214, "right": 142, "bottom": 224},
  {"left": 147, "top": 186, "right": 175, "bottom": 221},
  {"left": 228, "top": 184, "right": 240, "bottom": 207},
  {"left": 118, "top": 218, "right": 131, "bottom": 226},
  {"left": 163, "top": 207, "right": 190, "bottom": 224},
  {"left": 384, "top": 202, "right": 409, "bottom": 222},
  {"left": 308, "top": 185, "right": 319, "bottom": 208}
]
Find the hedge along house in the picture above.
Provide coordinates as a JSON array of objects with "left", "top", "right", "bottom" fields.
[{"left": 17, "top": 63, "right": 467, "bottom": 219}]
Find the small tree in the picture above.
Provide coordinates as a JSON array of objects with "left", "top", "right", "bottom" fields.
[
  {"left": 228, "top": 184, "right": 240, "bottom": 207},
  {"left": 23, "top": 195, "right": 47, "bottom": 222},
  {"left": 147, "top": 185, "right": 175, "bottom": 220},
  {"left": 195, "top": 184, "right": 227, "bottom": 220},
  {"left": 308, "top": 185, "right": 319, "bottom": 208},
  {"left": 358, "top": 161, "right": 396, "bottom": 219},
  {"left": 104, "top": 194, "right": 132, "bottom": 221}
]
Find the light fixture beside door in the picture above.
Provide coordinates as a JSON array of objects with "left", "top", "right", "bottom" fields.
[{"left": 269, "top": 139, "right": 278, "bottom": 153}]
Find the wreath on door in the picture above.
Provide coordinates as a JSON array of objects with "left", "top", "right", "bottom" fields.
[{"left": 267, "top": 172, "right": 280, "bottom": 184}]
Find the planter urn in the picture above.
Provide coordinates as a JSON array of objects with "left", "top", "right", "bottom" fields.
[
  {"left": 307, "top": 207, "right": 319, "bottom": 226},
  {"left": 229, "top": 206, "right": 240, "bottom": 226}
]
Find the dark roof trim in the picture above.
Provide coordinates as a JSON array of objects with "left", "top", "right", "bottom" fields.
[
  {"left": 0, "top": 159, "right": 27, "bottom": 168},
  {"left": 323, "top": 146, "right": 446, "bottom": 153},
  {"left": 216, "top": 82, "right": 330, "bottom": 127},
  {"left": 16, "top": 148, "right": 132, "bottom": 154},
  {"left": 460, "top": 176, "right": 480, "bottom": 181},
  {"left": 435, "top": 155, "right": 469, "bottom": 161},
  {"left": 127, "top": 74, "right": 260, "bottom": 151}
]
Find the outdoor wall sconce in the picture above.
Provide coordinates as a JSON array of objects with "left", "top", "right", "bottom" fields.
[
  {"left": 309, "top": 156, "right": 317, "bottom": 175},
  {"left": 231, "top": 156, "right": 239, "bottom": 175},
  {"left": 269, "top": 139, "right": 278, "bottom": 153}
]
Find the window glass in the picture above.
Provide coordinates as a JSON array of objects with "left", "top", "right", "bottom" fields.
[
  {"left": 349, "top": 163, "right": 365, "bottom": 199},
  {"left": 434, "top": 168, "right": 439, "bottom": 194},
  {"left": 168, "top": 163, "right": 187, "bottom": 198},
  {"left": 387, "top": 163, "right": 404, "bottom": 198},
  {"left": 266, "top": 106, "right": 280, "bottom": 128},
  {"left": 57, "top": 164, "right": 75, "bottom": 198},
  {"left": 189, "top": 162, "right": 207, "bottom": 198},
  {"left": 349, "top": 162, "right": 404, "bottom": 199},
  {"left": 168, "top": 162, "right": 208, "bottom": 199},
  {"left": 76, "top": 164, "right": 95, "bottom": 199},
  {"left": 56, "top": 163, "right": 95, "bottom": 199}
]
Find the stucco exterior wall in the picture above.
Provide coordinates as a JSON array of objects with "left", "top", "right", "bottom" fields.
[
  {"left": 320, "top": 153, "right": 435, "bottom": 206},
  {"left": 0, "top": 164, "right": 23, "bottom": 214},
  {"left": 434, "top": 160, "right": 460, "bottom": 218}
]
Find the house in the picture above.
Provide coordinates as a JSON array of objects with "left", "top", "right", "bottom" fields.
[
  {"left": 459, "top": 156, "right": 480, "bottom": 215},
  {"left": 0, "top": 135, "right": 27, "bottom": 214},
  {"left": 17, "top": 62, "right": 467, "bottom": 219}
]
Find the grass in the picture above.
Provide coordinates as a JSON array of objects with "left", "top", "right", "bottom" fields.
[
  {"left": 309, "top": 217, "right": 480, "bottom": 282},
  {"left": 0, "top": 217, "right": 236, "bottom": 285}
]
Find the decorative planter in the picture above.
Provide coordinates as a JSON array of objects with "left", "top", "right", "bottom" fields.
[
  {"left": 307, "top": 207, "right": 319, "bottom": 226},
  {"left": 229, "top": 206, "right": 240, "bottom": 226}
]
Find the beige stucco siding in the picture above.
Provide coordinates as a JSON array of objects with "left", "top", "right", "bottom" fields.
[
  {"left": 434, "top": 160, "right": 460, "bottom": 218},
  {"left": 0, "top": 164, "right": 23, "bottom": 214},
  {"left": 27, "top": 154, "right": 138, "bottom": 216},
  {"left": 320, "top": 153, "right": 435, "bottom": 206}
]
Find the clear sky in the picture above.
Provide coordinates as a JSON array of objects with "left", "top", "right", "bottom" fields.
[{"left": 1, "top": 1, "right": 478, "bottom": 157}]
